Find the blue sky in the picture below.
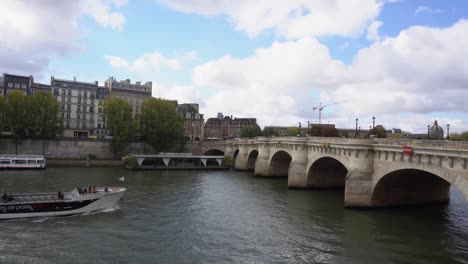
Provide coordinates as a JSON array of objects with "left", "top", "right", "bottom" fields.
[{"left": 2, "top": 0, "right": 468, "bottom": 133}]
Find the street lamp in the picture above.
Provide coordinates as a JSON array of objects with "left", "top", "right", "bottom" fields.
[
  {"left": 372, "top": 116, "right": 376, "bottom": 135},
  {"left": 355, "top": 118, "right": 359, "bottom": 137},
  {"left": 447, "top": 124, "right": 450, "bottom": 140},
  {"left": 427, "top": 125, "right": 430, "bottom": 139},
  {"left": 307, "top": 121, "right": 310, "bottom": 135},
  {"left": 299, "top": 122, "right": 301, "bottom": 136}
]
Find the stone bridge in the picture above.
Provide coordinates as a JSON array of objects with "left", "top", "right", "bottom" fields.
[{"left": 196, "top": 137, "right": 468, "bottom": 208}]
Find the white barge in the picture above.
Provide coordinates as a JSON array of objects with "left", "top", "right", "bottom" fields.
[
  {"left": 0, "top": 155, "right": 46, "bottom": 169},
  {"left": 0, "top": 187, "right": 125, "bottom": 220}
]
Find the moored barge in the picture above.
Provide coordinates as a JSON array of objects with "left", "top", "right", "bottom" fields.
[{"left": 0, "top": 155, "right": 46, "bottom": 169}]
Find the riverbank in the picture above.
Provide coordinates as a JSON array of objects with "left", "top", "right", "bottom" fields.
[{"left": 47, "top": 159, "right": 123, "bottom": 168}]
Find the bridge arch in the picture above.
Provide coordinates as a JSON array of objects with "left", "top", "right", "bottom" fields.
[
  {"left": 204, "top": 149, "right": 225, "bottom": 156},
  {"left": 371, "top": 168, "right": 458, "bottom": 207},
  {"left": 247, "top": 150, "right": 258, "bottom": 171},
  {"left": 269, "top": 150, "right": 292, "bottom": 177},
  {"left": 307, "top": 157, "right": 348, "bottom": 189}
]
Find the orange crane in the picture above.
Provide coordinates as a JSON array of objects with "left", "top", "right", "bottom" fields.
[{"left": 312, "top": 101, "right": 344, "bottom": 124}]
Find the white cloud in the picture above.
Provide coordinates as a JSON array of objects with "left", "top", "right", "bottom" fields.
[
  {"left": 415, "top": 6, "right": 443, "bottom": 16},
  {"left": 84, "top": 0, "right": 127, "bottom": 30},
  {"left": 157, "top": 0, "right": 382, "bottom": 39},
  {"left": 0, "top": 0, "right": 127, "bottom": 77},
  {"left": 192, "top": 19, "right": 468, "bottom": 132},
  {"left": 105, "top": 52, "right": 182, "bottom": 73},
  {"left": 367, "top": 20, "right": 383, "bottom": 41}
]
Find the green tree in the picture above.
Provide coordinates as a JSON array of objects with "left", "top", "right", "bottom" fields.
[
  {"left": 451, "top": 131, "right": 468, "bottom": 141},
  {"left": 0, "top": 96, "right": 5, "bottom": 132},
  {"left": 262, "top": 127, "right": 279, "bottom": 137},
  {"left": 4, "top": 91, "right": 32, "bottom": 154},
  {"left": 310, "top": 126, "right": 339, "bottom": 137},
  {"left": 286, "top": 127, "right": 300, "bottom": 136},
  {"left": 141, "top": 98, "right": 184, "bottom": 152},
  {"left": 373, "top": 125, "right": 387, "bottom": 138},
  {"left": 104, "top": 96, "right": 134, "bottom": 158},
  {"left": 240, "top": 126, "right": 262, "bottom": 138},
  {"left": 29, "top": 92, "right": 62, "bottom": 154}
]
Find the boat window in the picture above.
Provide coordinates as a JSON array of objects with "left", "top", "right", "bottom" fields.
[
  {"left": 13, "top": 160, "right": 27, "bottom": 164},
  {"left": 0, "top": 160, "right": 10, "bottom": 164},
  {"left": 37, "top": 160, "right": 44, "bottom": 164},
  {"left": 27, "top": 160, "right": 37, "bottom": 164}
]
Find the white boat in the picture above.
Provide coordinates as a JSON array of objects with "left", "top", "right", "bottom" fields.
[
  {"left": 0, "top": 155, "right": 46, "bottom": 169},
  {"left": 0, "top": 187, "right": 125, "bottom": 220}
]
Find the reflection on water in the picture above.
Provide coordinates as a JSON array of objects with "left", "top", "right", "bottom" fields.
[{"left": 0, "top": 168, "right": 467, "bottom": 263}]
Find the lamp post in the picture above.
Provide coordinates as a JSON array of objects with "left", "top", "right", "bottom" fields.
[
  {"left": 355, "top": 118, "right": 359, "bottom": 137},
  {"left": 372, "top": 116, "right": 375, "bottom": 135},
  {"left": 307, "top": 121, "right": 310, "bottom": 135},
  {"left": 427, "top": 125, "right": 430, "bottom": 139},
  {"left": 299, "top": 122, "right": 301, "bottom": 136},
  {"left": 447, "top": 124, "right": 450, "bottom": 140}
]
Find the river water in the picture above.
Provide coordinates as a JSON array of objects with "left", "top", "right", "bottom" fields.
[{"left": 0, "top": 168, "right": 467, "bottom": 264}]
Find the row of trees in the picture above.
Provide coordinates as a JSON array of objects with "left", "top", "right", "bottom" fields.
[
  {"left": 0, "top": 91, "right": 61, "bottom": 153},
  {"left": 104, "top": 96, "right": 184, "bottom": 157}
]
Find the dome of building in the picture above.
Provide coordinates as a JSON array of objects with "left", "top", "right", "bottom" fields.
[{"left": 428, "top": 120, "right": 444, "bottom": 140}]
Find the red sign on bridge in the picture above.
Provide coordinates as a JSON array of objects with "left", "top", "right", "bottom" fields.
[{"left": 403, "top": 145, "right": 413, "bottom": 155}]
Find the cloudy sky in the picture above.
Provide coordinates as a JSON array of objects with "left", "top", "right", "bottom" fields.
[{"left": 1, "top": 0, "right": 468, "bottom": 133}]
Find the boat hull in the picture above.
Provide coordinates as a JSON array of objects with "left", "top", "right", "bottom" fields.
[{"left": 0, "top": 188, "right": 125, "bottom": 220}]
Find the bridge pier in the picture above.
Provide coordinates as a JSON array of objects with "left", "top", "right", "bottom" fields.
[
  {"left": 288, "top": 144, "right": 308, "bottom": 188},
  {"left": 234, "top": 146, "right": 249, "bottom": 171},
  {"left": 344, "top": 149, "right": 374, "bottom": 208},
  {"left": 254, "top": 139, "right": 271, "bottom": 176}
]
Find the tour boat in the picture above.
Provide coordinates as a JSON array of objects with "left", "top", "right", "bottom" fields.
[
  {"left": 0, "top": 187, "right": 125, "bottom": 220},
  {"left": 0, "top": 155, "right": 46, "bottom": 169}
]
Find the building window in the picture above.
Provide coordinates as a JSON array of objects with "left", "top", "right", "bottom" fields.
[
  {"left": 15, "top": 83, "right": 20, "bottom": 88},
  {"left": 77, "top": 114, "right": 81, "bottom": 120},
  {"left": 61, "top": 112, "right": 64, "bottom": 118},
  {"left": 78, "top": 98, "right": 81, "bottom": 104},
  {"left": 21, "top": 84, "right": 26, "bottom": 89},
  {"left": 77, "top": 105, "right": 81, "bottom": 111},
  {"left": 84, "top": 91, "right": 87, "bottom": 97},
  {"left": 67, "top": 97, "right": 71, "bottom": 103},
  {"left": 66, "top": 121, "right": 70, "bottom": 128},
  {"left": 90, "top": 106, "right": 94, "bottom": 113},
  {"left": 62, "top": 89, "right": 65, "bottom": 95},
  {"left": 67, "top": 104, "right": 71, "bottom": 110},
  {"left": 98, "top": 123, "right": 101, "bottom": 129},
  {"left": 68, "top": 90, "right": 71, "bottom": 96},
  {"left": 7, "top": 83, "right": 12, "bottom": 88},
  {"left": 66, "top": 112, "right": 70, "bottom": 119}
]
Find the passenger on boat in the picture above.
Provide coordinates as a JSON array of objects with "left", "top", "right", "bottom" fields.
[
  {"left": 88, "top": 186, "right": 92, "bottom": 193},
  {"left": 83, "top": 187, "right": 88, "bottom": 194},
  {"left": 77, "top": 187, "right": 83, "bottom": 194},
  {"left": 2, "top": 193, "right": 8, "bottom": 202},
  {"left": 105, "top": 187, "right": 109, "bottom": 192},
  {"left": 92, "top": 185, "right": 96, "bottom": 193},
  {"left": 57, "top": 191, "right": 64, "bottom": 200}
]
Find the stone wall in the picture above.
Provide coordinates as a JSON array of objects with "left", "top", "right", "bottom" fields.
[{"left": 0, "top": 138, "right": 155, "bottom": 159}]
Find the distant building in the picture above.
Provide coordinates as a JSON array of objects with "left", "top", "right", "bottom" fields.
[
  {"left": 204, "top": 113, "right": 257, "bottom": 139},
  {"left": 2, "top": 73, "right": 34, "bottom": 95},
  {"left": 428, "top": 120, "right": 444, "bottom": 140},
  {"left": 31, "top": 82, "right": 51, "bottom": 94},
  {"left": 0, "top": 76, "right": 3, "bottom": 96},
  {"left": 94, "top": 86, "right": 110, "bottom": 138},
  {"left": 177, "top": 103, "right": 204, "bottom": 141},
  {"left": 51, "top": 76, "right": 98, "bottom": 138},
  {"left": 104, "top": 77, "right": 152, "bottom": 118}
]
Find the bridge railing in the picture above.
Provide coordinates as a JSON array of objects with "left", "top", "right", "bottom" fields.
[{"left": 373, "top": 138, "right": 468, "bottom": 150}]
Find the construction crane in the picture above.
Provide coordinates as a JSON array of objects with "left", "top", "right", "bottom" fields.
[{"left": 312, "top": 101, "right": 344, "bottom": 124}]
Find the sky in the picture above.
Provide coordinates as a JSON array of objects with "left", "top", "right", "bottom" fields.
[{"left": 1, "top": 0, "right": 468, "bottom": 133}]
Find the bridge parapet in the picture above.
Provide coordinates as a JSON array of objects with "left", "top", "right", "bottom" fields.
[{"left": 373, "top": 138, "right": 468, "bottom": 150}]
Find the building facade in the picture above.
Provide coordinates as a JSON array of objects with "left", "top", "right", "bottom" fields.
[
  {"left": 177, "top": 103, "right": 204, "bottom": 141},
  {"left": 204, "top": 113, "right": 257, "bottom": 139},
  {"left": 51, "top": 77, "right": 99, "bottom": 138},
  {"left": 104, "top": 77, "right": 152, "bottom": 118},
  {"left": 1, "top": 73, "right": 34, "bottom": 95}
]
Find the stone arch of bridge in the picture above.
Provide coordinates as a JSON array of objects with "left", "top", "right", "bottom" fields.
[
  {"left": 247, "top": 150, "right": 259, "bottom": 171},
  {"left": 306, "top": 156, "right": 348, "bottom": 189},
  {"left": 371, "top": 165, "right": 468, "bottom": 207},
  {"left": 204, "top": 149, "right": 225, "bottom": 156},
  {"left": 268, "top": 150, "right": 293, "bottom": 177}
]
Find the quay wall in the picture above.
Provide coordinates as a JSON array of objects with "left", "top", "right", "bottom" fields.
[{"left": 0, "top": 138, "right": 156, "bottom": 160}]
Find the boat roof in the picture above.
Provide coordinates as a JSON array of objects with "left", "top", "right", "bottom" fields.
[{"left": 0, "top": 155, "right": 45, "bottom": 159}]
